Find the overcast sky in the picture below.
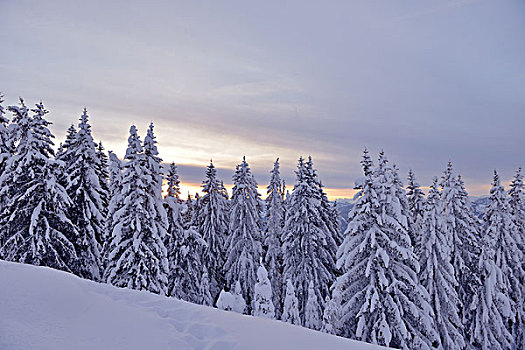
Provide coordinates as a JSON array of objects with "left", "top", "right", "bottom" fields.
[{"left": 1, "top": 0, "right": 524, "bottom": 198}]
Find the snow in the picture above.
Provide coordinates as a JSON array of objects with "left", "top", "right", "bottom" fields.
[{"left": 0, "top": 261, "right": 387, "bottom": 350}]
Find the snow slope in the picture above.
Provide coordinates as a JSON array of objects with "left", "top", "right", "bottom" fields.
[{"left": 0, "top": 261, "right": 386, "bottom": 350}]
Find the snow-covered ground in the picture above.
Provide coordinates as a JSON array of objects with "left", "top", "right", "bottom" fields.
[{"left": 0, "top": 261, "right": 386, "bottom": 350}]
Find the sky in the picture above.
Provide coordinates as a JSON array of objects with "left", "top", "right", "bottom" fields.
[{"left": 1, "top": 0, "right": 524, "bottom": 199}]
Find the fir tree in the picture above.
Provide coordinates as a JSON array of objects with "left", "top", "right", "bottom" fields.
[
  {"left": 224, "top": 157, "right": 263, "bottom": 311},
  {"left": 0, "top": 100, "right": 78, "bottom": 272},
  {"left": 321, "top": 282, "right": 343, "bottom": 335},
  {"left": 95, "top": 141, "right": 110, "bottom": 212},
  {"left": 282, "top": 156, "right": 337, "bottom": 325},
  {"left": 65, "top": 109, "right": 105, "bottom": 280},
  {"left": 0, "top": 94, "right": 12, "bottom": 180},
  {"left": 199, "top": 270, "right": 213, "bottom": 306},
  {"left": 304, "top": 281, "right": 322, "bottom": 330},
  {"left": 334, "top": 151, "right": 439, "bottom": 349},
  {"left": 104, "top": 125, "right": 168, "bottom": 295},
  {"left": 406, "top": 169, "right": 425, "bottom": 253},
  {"left": 55, "top": 124, "right": 77, "bottom": 186},
  {"left": 165, "top": 162, "right": 208, "bottom": 303},
  {"left": 419, "top": 178, "right": 464, "bottom": 349},
  {"left": 264, "top": 158, "right": 285, "bottom": 318},
  {"left": 253, "top": 259, "right": 275, "bottom": 319},
  {"left": 282, "top": 279, "right": 301, "bottom": 326},
  {"left": 197, "top": 161, "right": 229, "bottom": 301}
]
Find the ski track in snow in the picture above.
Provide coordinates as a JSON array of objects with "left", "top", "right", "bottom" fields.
[{"left": 0, "top": 261, "right": 386, "bottom": 350}]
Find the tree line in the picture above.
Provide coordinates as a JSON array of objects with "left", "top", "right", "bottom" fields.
[{"left": 0, "top": 96, "right": 523, "bottom": 350}]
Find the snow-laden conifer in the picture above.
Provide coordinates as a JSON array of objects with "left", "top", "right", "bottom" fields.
[
  {"left": 253, "top": 259, "right": 275, "bottom": 319},
  {"left": 419, "top": 178, "right": 464, "bottom": 349},
  {"left": 165, "top": 162, "right": 208, "bottom": 303},
  {"left": 304, "top": 281, "right": 322, "bottom": 330},
  {"left": 104, "top": 125, "right": 168, "bottom": 295},
  {"left": 334, "top": 150, "right": 439, "bottom": 349},
  {"left": 217, "top": 281, "right": 246, "bottom": 314},
  {"left": 0, "top": 100, "right": 78, "bottom": 272},
  {"left": 225, "top": 157, "right": 263, "bottom": 311},
  {"left": 65, "top": 109, "right": 105, "bottom": 280},
  {"left": 282, "top": 279, "right": 301, "bottom": 326},
  {"left": 95, "top": 141, "right": 110, "bottom": 211},
  {"left": 321, "top": 282, "right": 342, "bottom": 335},
  {"left": 197, "top": 161, "right": 229, "bottom": 301},
  {"left": 55, "top": 124, "right": 77, "bottom": 171},
  {"left": 406, "top": 169, "right": 425, "bottom": 252},
  {"left": 0, "top": 94, "right": 12, "bottom": 180},
  {"left": 282, "top": 156, "right": 336, "bottom": 325},
  {"left": 264, "top": 158, "right": 285, "bottom": 318},
  {"left": 199, "top": 270, "right": 213, "bottom": 306}
]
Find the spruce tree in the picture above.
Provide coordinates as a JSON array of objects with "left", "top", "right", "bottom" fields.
[
  {"left": 264, "top": 158, "right": 285, "bottom": 318},
  {"left": 406, "top": 169, "right": 425, "bottom": 253},
  {"left": 0, "top": 94, "right": 12, "bottom": 180},
  {"left": 95, "top": 141, "right": 110, "bottom": 213},
  {"left": 282, "top": 279, "right": 301, "bottom": 326},
  {"left": 224, "top": 157, "right": 263, "bottom": 311},
  {"left": 334, "top": 151, "right": 439, "bottom": 349},
  {"left": 197, "top": 161, "right": 229, "bottom": 301},
  {"left": 253, "top": 259, "right": 275, "bottom": 319},
  {"left": 304, "top": 281, "right": 322, "bottom": 330},
  {"left": 65, "top": 109, "right": 105, "bottom": 280},
  {"left": 165, "top": 162, "right": 208, "bottom": 303},
  {"left": 0, "top": 100, "right": 78, "bottom": 272},
  {"left": 321, "top": 282, "right": 343, "bottom": 335},
  {"left": 282, "top": 156, "right": 337, "bottom": 325},
  {"left": 419, "top": 178, "right": 464, "bottom": 349},
  {"left": 104, "top": 125, "right": 168, "bottom": 295}
]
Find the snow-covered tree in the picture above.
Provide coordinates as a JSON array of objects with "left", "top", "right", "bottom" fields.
[
  {"left": 104, "top": 125, "right": 168, "bottom": 295},
  {"left": 0, "top": 100, "right": 78, "bottom": 272},
  {"left": 334, "top": 151, "right": 439, "bottom": 349},
  {"left": 419, "top": 178, "right": 464, "bottom": 350},
  {"left": 55, "top": 124, "right": 77, "bottom": 172},
  {"left": 282, "top": 156, "right": 337, "bottom": 325},
  {"left": 199, "top": 270, "right": 213, "bottom": 306},
  {"left": 65, "top": 109, "right": 105, "bottom": 280},
  {"left": 217, "top": 281, "right": 246, "bottom": 314},
  {"left": 406, "top": 169, "right": 425, "bottom": 253},
  {"left": 102, "top": 150, "right": 123, "bottom": 266},
  {"left": 253, "top": 259, "right": 275, "bottom": 319},
  {"left": 321, "top": 282, "right": 342, "bottom": 335},
  {"left": 282, "top": 279, "right": 301, "bottom": 326},
  {"left": 165, "top": 162, "right": 208, "bottom": 303},
  {"left": 224, "top": 157, "right": 263, "bottom": 311},
  {"left": 197, "top": 161, "right": 229, "bottom": 301},
  {"left": 95, "top": 141, "right": 110, "bottom": 210},
  {"left": 304, "top": 281, "right": 322, "bottom": 330},
  {"left": 0, "top": 94, "right": 12, "bottom": 180},
  {"left": 264, "top": 158, "right": 285, "bottom": 318}
]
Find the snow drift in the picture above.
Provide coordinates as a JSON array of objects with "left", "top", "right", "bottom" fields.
[{"left": 0, "top": 261, "right": 386, "bottom": 350}]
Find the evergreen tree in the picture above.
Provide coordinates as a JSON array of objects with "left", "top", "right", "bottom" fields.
[
  {"left": 253, "top": 259, "right": 275, "bottom": 319},
  {"left": 282, "top": 279, "right": 301, "bottom": 326},
  {"left": 65, "top": 109, "right": 105, "bottom": 280},
  {"left": 165, "top": 162, "right": 208, "bottom": 303},
  {"left": 419, "top": 178, "right": 464, "bottom": 349},
  {"left": 334, "top": 151, "right": 439, "bottom": 349},
  {"left": 224, "top": 157, "right": 263, "bottom": 311},
  {"left": 0, "top": 94, "right": 12, "bottom": 180},
  {"left": 321, "top": 282, "right": 343, "bottom": 335},
  {"left": 197, "top": 161, "right": 229, "bottom": 301},
  {"left": 282, "top": 156, "right": 337, "bottom": 325},
  {"left": 102, "top": 150, "right": 123, "bottom": 265},
  {"left": 104, "top": 125, "right": 168, "bottom": 295},
  {"left": 199, "top": 270, "right": 213, "bottom": 306},
  {"left": 304, "top": 281, "right": 322, "bottom": 330},
  {"left": 95, "top": 141, "right": 110, "bottom": 211},
  {"left": 0, "top": 100, "right": 78, "bottom": 272},
  {"left": 264, "top": 158, "right": 285, "bottom": 318},
  {"left": 406, "top": 169, "right": 425, "bottom": 253},
  {"left": 471, "top": 171, "right": 522, "bottom": 349}
]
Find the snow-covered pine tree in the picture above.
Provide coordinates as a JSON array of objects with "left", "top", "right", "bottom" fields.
[
  {"left": 508, "top": 167, "right": 525, "bottom": 349},
  {"left": 95, "top": 141, "right": 110, "bottom": 212},
  {"left": 65, "top": 109, "right": 105, "bottom": 280},
  {"left": 334, "top": 150, "right": 439, "bottom": 349},
  {"left": 0, "top": 100, "right": 78, "bottom": 272},
  {"left": 165, "top": 162, "right": 208, "bottom": 303},
  {"left": 472, "top": 171, "right": 523, "bottom": 349},
  {"left": 419, "top": 178, "right": 464, "bottom": 349},
  {"left": 224, "top": 157, "right": 263, "bottom": 312},
  {"left": 406, "top": 169, "right": 425, "bottom": 253},
  {"left": 102, "top": 150, "right": 123, "bottom": 266},
  {"left": 439, "top": 164, "right": 483, "bottom": 340},
  {"left": 470, "top": 171, "right": 516, "bottom": 349},
  {"left": 304, "top": 281, "right": 322, "bottom": 330},
  {"left": 55, "top": 124, "right": 77, "bottom": 186},
  {"left": 197, "top": 161, "right": 229, "bottom": 301},
  {"left": 0, "top": 94, "right": 12, "bottom": 180},
  {"left": 200, "top": 270, "right": 213, "bottom": 306},
  {"left": 321, "top": 282, "right": 342, "bottom": 335},
  {"left": 253, "top": 259, "right": 275, "bottom": 319},
  {"left": 282, "top": 156, "right": 337, "bottom": 325},
  {"left": 104, "top": 125, "right": 168, "bottom": 295},
  {"left": 282, "top": 279, "right": 301, "bottom": 325},
  {"left": 264, "top": 158, "right": 285, "bottom": 318},
  {"left": 217, "top": 281, "right": 246, "bottom": 314}
]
